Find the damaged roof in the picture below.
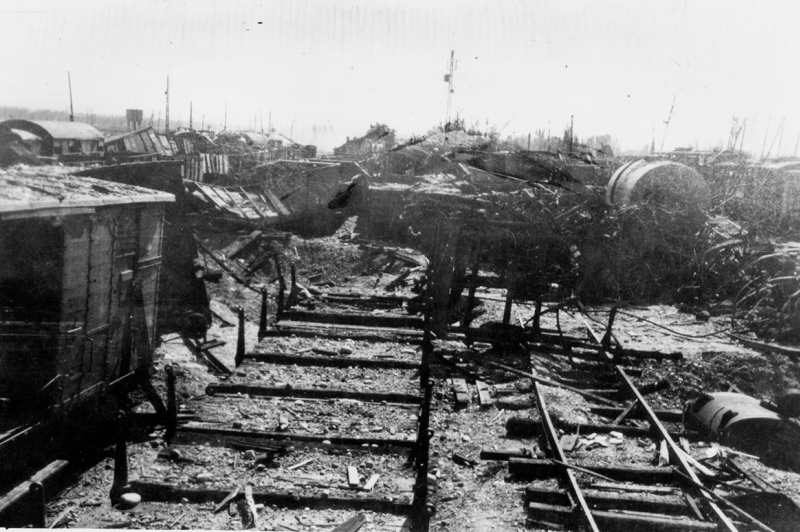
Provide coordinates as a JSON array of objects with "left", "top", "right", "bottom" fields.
[
  {"left": 0, "top": 120, "right": 104, "bottom": 141},
  {"left": 0, "top": 165, "right": 174, "bottom": 217}
]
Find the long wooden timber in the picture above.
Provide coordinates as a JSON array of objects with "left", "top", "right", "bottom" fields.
[
  {"left": 205, "top": 383, "right": 422, "bottom": 405},
  {"left": 270, "top": 320, "right": 424, "bottom": 343},
  {"left": 178, "top": 423, "right": 417, "bottom": 450},
  {"left": 508, "top": 458, "right": 679, "bottom": 483},
  {"left": 525, "top": 485, "right": 694, "bottom": 516},
  {"left": 527, "top": 503, "right": 717, "bottom": 531},
  {"left": 280, "top": 309, "right": 424, "bottom": 330},
  {"left": 242, "top": 352, "right": 420, "bottom": 370},
  {"left": 128, "top": 480, "right": 413, "bottom": 514}
]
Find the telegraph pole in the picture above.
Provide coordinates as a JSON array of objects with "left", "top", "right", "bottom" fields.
[
  {"left": 67, "top": 72, "right": 74, "bottom": 122},
  {"left": 165, "top": 76, "right": 170, "bottom": 134},
  {"left": 444, "top": 51, "right": 455, "bottom": 130}
]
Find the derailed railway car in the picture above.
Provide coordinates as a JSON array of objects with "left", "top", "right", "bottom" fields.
[{"left": 0, "top": 166, "right": 173, "bottom": 501}]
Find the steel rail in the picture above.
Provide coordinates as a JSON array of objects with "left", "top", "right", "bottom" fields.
[
  {"left": 614, "top": 367, "right": 739, "bottom": 532},
  {"left": 530, "top": 366, "right": 600, "bottom": 532}
]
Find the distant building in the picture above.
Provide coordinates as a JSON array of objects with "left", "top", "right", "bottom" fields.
[{"left": 0, "top": 119, "right": 103, "bottom": 157}]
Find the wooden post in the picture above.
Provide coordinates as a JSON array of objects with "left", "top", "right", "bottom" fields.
[
  {"left": 165, "top": 365, "right": 177, "bottom": 443},
  {"left": 235, "top": 307, "right": 245, "bottom": 367},
  {"left": 258, "top": 287, "right": 268, "bottom": 339},
  {"left": 110, "top": 412, "right": 129, "bottom": 505},
  {"left": 28, "top": 482, "right": 45, "bottom": 529},
  {"left": 461, "top": 238, "right": 481, "bottom": 328},
  {"left": 502, "top": 262, "right": 515, "bottom": 327},
  {"left": 273, "top": 255, "right": 285, "bottom": 320}
]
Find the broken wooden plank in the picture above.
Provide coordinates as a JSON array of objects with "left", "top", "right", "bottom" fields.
[
  {"left": 331, "top": 513, "right": 368, "bottom": 532},
  {"left": 214, "top": 487, "right": 240, "bottom": 514},
  {"left": 244, "top": 485, "right": 259, "bottom": 528},
  {"left": 346, "top": 466, "right": 360, "bottom": 487},
  {"left": 263, "top": 188, "right": 292, "bottom": 216},
  {"left": 221, "top": 230, "right": 263, "bottom": 259},
  {"left": 612, "top": 400, "right": 639, "bottom": 425},
  {"left": 450, "top": 378, "right": 470, "bottom": 409},
  {"left": 475, "top": 380, "right": 493, "bottom": 409},
  {"left": 206, "top": 383, "right": 422, "bottom": 405},
  {"left": 287, "top": 458, "right": 316, "bottom": 471},
  {"left": 362, "top": 474, "right": 380, "bottom": 492}
]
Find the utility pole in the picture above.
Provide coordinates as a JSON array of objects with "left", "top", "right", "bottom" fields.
[
  {"left": 67, "top": 72, "right": 74, "bottom": 122},
  {"left": 660, "top": 95, "right": 676, "bottom": 152},
  {"left": 569, "top": 115, "right": 574, "bottom": 152},
  {"left": 189, "top": 102, "right": 193, "bottom": 131},
  {"left": 444, "top": 50, "right": 456, "bottom": 130},
  {"left": 165, "top": 76, "right": 170, "bottom": 134}
]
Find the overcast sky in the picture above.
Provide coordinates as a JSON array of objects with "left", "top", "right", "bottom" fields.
[{"left": 2, "top": 0, "right": 800, "bottom": 154}]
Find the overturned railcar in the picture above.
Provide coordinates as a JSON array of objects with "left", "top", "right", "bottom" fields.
[{"left": 0, "top": 168, "right": 174, "bottom": 413}]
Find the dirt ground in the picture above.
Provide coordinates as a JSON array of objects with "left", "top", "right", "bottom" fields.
[{"left": 43, "top": 234, "right": 800, "bottom": 531}]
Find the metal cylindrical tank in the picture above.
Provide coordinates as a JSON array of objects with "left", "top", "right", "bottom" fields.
[{"left": 607, "top": 159, "right": 710, "bottom": 212}]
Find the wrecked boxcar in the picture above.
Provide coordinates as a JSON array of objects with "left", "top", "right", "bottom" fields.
[{"left": 0, "top": 167, "right": 173, "bottom": 412}]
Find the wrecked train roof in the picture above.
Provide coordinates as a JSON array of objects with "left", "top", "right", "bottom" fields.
[
  {"left": 0, "top": 119, "right": 104, "bottom": 141},
  {"left": 0, "top": 165, "right": 174, "bottom": 217}
]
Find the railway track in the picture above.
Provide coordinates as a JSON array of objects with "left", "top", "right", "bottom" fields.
[
  {"left": 443, "top": 305, "right": 789, "bottom": 532},
  {"left": 2, "top": 257, "right": 797, "bottom": 531}
]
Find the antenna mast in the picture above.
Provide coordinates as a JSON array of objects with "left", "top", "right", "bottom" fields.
[
  {"left": 68, "top": 72, "right": 74, "bottom": 122},
  {"left": 444, "top": 50, "right": 455, "bottom": 129},
  {"left": 165, "top": 76, "right": 170, "bottom": 134}
]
